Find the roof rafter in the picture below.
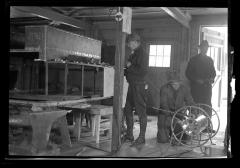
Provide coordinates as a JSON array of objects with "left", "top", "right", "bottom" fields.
[
  {"left": 13, "top": 6, "right": 91, "bottom": 30},
  {"left": 161, "top": 7, "right": 191, "bottom": 28}
]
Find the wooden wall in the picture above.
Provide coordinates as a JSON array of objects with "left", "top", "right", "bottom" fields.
[
  {"left": 95, "top": 13, "right": 228, "bottom": 113},
  {"left": 10, "top": 13, "right": 227, "bottom": 112},
  {"left": 95, "top": 17, "right": 190, "bottom": 112}
]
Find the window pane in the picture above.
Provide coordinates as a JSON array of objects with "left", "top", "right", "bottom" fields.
[
  {"left": 149, "top": 56, "right": 156, "bottom": 67},
  {"left": 156, "top": 56, "right": 163, "bottom": 67},
  {"left": 162, "top": 56, "right": 170, "bottom": 67},
  {"left": 148, "top": 44, "right": 172, "bottom": 67},
  {"left": 163, "top": 45, "right": 171, "bottom": 56},
  {"left": 215, "top": 47, "right": 219, "bottom": 58},
  {"left": 157, "top": 45, "right": 163, "bottom": 56},
  {"left": 211, "top": 47, "right": 215, "bottom": 60},
  {"left": 149, "top": 45, "right": 157, "bottom": 55}
]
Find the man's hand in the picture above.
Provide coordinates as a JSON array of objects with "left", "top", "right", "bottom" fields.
[{"left": 126, "top": 61, "right": 132, "bottom": 68}]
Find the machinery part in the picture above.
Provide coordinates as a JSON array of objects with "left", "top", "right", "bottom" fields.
[
  {"left": 171, "top": 105, "right": 213, "bottom": 148},
  {"left": 115, "top": 11, "right": 123, "bottom": 21},
  {"left": 195, "top": 103, "right": 220, "bottom": 139}
]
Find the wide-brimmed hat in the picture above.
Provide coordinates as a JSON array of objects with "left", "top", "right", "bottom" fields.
[{"left": 198, "top": 40, "right": 209, "bottom": 48}]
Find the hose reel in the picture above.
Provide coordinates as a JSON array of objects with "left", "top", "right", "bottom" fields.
[{"left": 170, "top": 104, "right": 220, "bottom": 148}]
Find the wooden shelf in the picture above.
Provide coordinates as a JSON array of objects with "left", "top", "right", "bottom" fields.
[
  {"left": 47, "top": 60, "right": 109, "bottom": 68},
  {"left": 10, "top": 49, "right": 39, "bottom": 53}
]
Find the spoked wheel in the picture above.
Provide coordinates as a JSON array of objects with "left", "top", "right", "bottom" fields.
[
  {"left": 195, "top": 103, "right": 220, "bottom": 139},
  {"left": 170, "top": 106, "right": 213, "bottom": 148}
]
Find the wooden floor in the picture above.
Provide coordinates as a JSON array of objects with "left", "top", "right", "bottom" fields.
[
  {"left": 60, "top": 116, "right": 227, "bottom": 158},
  {"left": 8, "top": 116, "right": 227, "bottom": 158}
]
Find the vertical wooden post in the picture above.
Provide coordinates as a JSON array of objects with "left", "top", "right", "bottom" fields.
[
  {"left": 81, "top": 65, "right": 84, "bottom": 96},
  {"left": 45, "top": 61, "right": 48, "bottom": 95},
  {"left": 111, "top": 18, "right": 127, "bottom": 153},
  {"left": 35, "top": 62, "right": 39, "bottom": 93},
  {"left": 64, "top": 63, "right": 68, "bottom": 95}
]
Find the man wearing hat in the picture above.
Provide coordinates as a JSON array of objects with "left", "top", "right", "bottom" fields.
[
  {"left": 157, "top": 70, "right": 195, "bottom": 143},
  {"left": 185, "top": 40, "right": 216, "bottom": 133},
  {"left": 123, "top": 32, "right": 149, "bottom": 146}
]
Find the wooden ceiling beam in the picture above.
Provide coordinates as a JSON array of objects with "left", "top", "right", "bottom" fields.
[
  {"left": 160, "top": 7, "right": 191, "bottom": 28},
  {"left": 13, "top": 6, "right": 91, "bottom": 30}
]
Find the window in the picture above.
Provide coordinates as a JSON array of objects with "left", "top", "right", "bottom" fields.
[{"left": 149, "top": 45, "right": 171, "bottom": 67}]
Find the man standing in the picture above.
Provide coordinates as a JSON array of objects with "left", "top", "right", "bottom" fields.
[
  {"left": 123, "top": 32, "right": 149, "bottom": 146},
  {"left": 185, "top": 40, "right": 216, "bottom": 132}
]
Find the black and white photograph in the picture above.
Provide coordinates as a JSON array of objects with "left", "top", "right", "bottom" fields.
[{"left": 5, "top": 1, "right": 235, "bottom": 160}]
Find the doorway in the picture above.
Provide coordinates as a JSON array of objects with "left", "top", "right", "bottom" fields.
[{"left": 200, "top": 26, "right": 228, "bottom": 145}]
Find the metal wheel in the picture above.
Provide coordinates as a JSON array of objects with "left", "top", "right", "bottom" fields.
[
  {"left": 195, "top": 103, "right": 220, "bottom": 139},
  {"left": 170, "top": 105, "right": 213, "bottom": 148}
]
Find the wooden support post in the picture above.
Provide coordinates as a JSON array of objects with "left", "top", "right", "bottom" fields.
[
  {"left": 81, "top": 65, "right": 84, "bottom": 96},
  {"left": 45, "top": 61, "right": 48, "bottom": 95},
  {"left": 111, "top": 17, "right": 127, "bottom": 153},
  {"left": 35, "top": 62, "right": 39, "bottom": 93},
  {"left": 93, "top": 68, "right": 96, "bottom": 95},
  {"left": 64, "top": 63, "right": 68, "bottom": 95}
]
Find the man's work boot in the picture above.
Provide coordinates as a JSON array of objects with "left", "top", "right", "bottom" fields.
[
  {"left": 122, "top": 134, "right": 134, "bottom": 143},
  {"left": 130, "top": 137, "right": 145, "bottom": 147}
]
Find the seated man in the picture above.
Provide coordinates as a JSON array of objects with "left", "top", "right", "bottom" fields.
[{"left": 157, "top": 70, "right": 195, "bottom": 144}]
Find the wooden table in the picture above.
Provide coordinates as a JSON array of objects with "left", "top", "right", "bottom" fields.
[
  {"left": 9, "top": 109, "right": 72, "bottom": 153},
  {"left": 9, "top": 95, "right": 113, "bottom": 153},
  {"left": 63, "top": 104, "right": 113, "bottom": 144}
]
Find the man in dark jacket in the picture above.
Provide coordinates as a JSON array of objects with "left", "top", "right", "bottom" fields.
[
  {"left": 123, "top": 32, "right": 149, "bottom": 146},
  {"left": 185, "top": 40, "right": 216, "bottom": 132},
  {"left": 157, "top": 70, "right": 195, "bottom": 144}
]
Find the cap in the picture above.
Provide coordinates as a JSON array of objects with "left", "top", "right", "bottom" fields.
[
  {"left": 126, "top": 32, "right": 141, "bottom": 43},
  {"left": 166, "top": 70, "right": 180, "bottom": 82}
]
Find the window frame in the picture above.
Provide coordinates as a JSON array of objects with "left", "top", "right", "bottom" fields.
[{"left": 147, "top": 41, "right": 174, "bottom": 69}]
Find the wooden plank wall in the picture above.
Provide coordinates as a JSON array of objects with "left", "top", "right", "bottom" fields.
[{"left": 96, "top": 17, "right": 190, "bottom": 112}]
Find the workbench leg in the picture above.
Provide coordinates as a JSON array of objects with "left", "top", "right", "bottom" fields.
[
  {"left": 57, "top": 116, "right": 72, "bottom": 147},
  {"left": 91, "top": 115, "right": 96, "bottom": 136},
  {"left": 29, "top": 110, "right": 70, "bottom": 154},
  {"left": 74, "top": 112, "right": 82, "bottom": 141},
  {"left": 30, "top": 118, "right": 53, "bottom": 152},
  {"left": 109, "top": 114, "right": 113, "bottom": 139},
  {"left": 95, "top": 115, "right": 101, "bottom": 144},
  {"left": 89, "top": 116, "right": 92, "bottom": 129}
]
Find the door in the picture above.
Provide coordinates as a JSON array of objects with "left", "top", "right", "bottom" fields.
[{"left": 200, "top": 27, "right": 225, "bottom": 112}]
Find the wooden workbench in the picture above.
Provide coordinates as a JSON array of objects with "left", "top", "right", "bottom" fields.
[{"left": 9, "top": 94, "right": 112, "bottom": 154}]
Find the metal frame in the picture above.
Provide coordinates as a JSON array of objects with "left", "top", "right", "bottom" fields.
[{"left": 168, "top": 104, "right": 220, "bottom": 153}]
